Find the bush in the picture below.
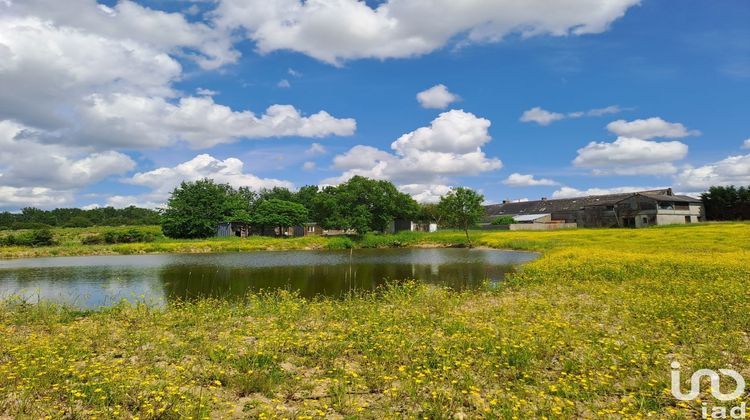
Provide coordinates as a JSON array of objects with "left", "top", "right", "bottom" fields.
[
  {"left": 0, "top": 229, "right": 55, "bottom": 247},
  {"left": 326, "top": 236, "right": 354, "bottom": 249},
  {"left": 358, "top": 231, "right": 420, "bottom": 248},
  {"left": 104, "top": 228, "right": 155, "bottom": 244},
  {"left": 0, "top": 234, "right": 14, "bottom": 246},
  {"left": 80, "top": 228, "right": 157, "bottom": 246},
  {"left": 491, "top": 216, "right": 515, "bottom": 225},
  {"left": 9, "top": 222, "right": 52, "bottom": 230},
  {"left": 80, "top": 235, "right": 105, "bottom": 245},
  {"left": 29, "top": 229, "right": 55, "bottom": 246},
  {"left": 64, "top": 216, "right": 94, "bottom": 228}
]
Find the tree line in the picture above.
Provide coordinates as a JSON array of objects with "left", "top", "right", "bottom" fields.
[
  {"left": 161, "top": 176, "right": 485, "bottom": 241},
  {"left": 0, "top": 206, "right": 160, "bottom": 230},
  {"left": 701, "top": 185, "right": 750, "bottom": 221}
]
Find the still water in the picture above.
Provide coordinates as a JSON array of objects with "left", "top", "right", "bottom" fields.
[{"left": 0, "top": 248, "right": 538, "bottom": 308}]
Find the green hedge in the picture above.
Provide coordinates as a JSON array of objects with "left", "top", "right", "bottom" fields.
[
  {"left": 81, "top": 228, "right": 157, "bottom": 245},
  {"left": 0, "top": 229, "right": 55, "bottom": 247},
  {"left": 491, "top": 216, "right": 515, "bottom": 225}
]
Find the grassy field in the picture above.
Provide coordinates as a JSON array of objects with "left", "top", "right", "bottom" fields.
[
  {"left": 1, "top": 223, "right": 750, "bottom": 418},
  {"left": 0, "top": 225, "right": 477, "bottom": 259}
]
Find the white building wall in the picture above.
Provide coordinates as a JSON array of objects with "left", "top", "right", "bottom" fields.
[{"left": 656, "top": 214, "right": 694, "bottom": 225}]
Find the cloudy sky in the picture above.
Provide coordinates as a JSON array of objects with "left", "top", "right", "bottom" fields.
[{"left": 0, "top": 0, "right": 748, "bottom": 210}]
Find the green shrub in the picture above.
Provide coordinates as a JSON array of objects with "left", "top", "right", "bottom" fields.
[
  {"left": 80, "top": 228, "right": 157, "bottom": 246},
  {"left": 0, "top": 229, "right": 55, "bottom": 247},
  {"left": 326, "top": 236, "right": 354, "bottom": 249},
  {"left": 9, "top": 222, "right": 52, "bottom": 230},
  {"left": 0, "top": 234, "right": 14, "bottom": 246},
  {"left": 81, "top": 235, "right": 105, "bottom": 245},
  {"left": 491, "top": 216, "right": 515, "bottom": 225},
  {"left": 359, "top": 231, "right": 420, "bottom": 248},
  {"left": 104, "top": 228, "right": 156, "bottom": 244},
  {"left": 63, "top": 216, "right": 94, "bottom": 228},
  {"left": 29, "top": 229, "right": 55, "bottom": 246}
]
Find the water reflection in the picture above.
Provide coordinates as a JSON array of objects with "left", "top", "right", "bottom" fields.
[{"left": 0, "top": 248, "right": 537, "bottom": 308}]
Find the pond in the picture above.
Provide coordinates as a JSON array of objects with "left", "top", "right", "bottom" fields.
[{"left": 0, "top": 248, "right": 538, "bottom": 308}]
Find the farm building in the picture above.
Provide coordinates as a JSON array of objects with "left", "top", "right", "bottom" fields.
[
  {"left": 216, "top": 222, "right": 307, "bottom": 238},
  {"left": 216, "top": 222, "right": 347, "bottom": 238},
  {"left": 484, "top": 188, "right": 703, "bottom": 228},
  {"left": 386, "top": 219, "right": 438, "bottom": 234},
  {"left": 216, "top": 221, "right": 252, "bottom": 238}
]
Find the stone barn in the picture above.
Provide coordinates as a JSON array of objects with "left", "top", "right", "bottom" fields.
[{"left": 484, "top": 188, "right": 703, "bottom": 228}]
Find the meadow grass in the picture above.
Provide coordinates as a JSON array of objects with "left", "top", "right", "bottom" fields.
[
  {"left": 0, "top": 226, "right": 457, "bottom": 259},
  {"left": 1, "top": 223, "right": 750, "bottom": 418}
]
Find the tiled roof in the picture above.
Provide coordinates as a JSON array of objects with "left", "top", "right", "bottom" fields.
[
  {"left": 636, "top": 193, "right": 702, "bottom": 203},
  {"left": 485, "top": 188, "right": 677, "bottom": 216}
]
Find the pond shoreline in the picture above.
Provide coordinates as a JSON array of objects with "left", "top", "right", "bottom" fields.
[
  {"left": 0, "top": 248, "right": 539, "bottom": 307},
  {"left": 0, "top": 233, "right": 512, "bottom": 260}
]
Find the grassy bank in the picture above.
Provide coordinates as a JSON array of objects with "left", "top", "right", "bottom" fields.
[
  {"left": 0, "top": 226, "right": 467, "bottom": 259},
  {"left": 1, "top": 223, "right": 750, "bottom": 418},
  {"left": 2, "top": 223, "right": 736, "bottom": 259}
]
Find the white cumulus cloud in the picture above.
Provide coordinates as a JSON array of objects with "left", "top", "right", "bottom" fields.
[
  {"left": 398, "top": 184, "right": 453, "bottom": 204},
  {"left": 573, "top": 137, "right": 688, "bottom": 176},
  {"left": 519, "top": 107, "right": 564, "bottom": 126},
  {"left": 503, "top": 173, "right": 559, "bottom": 187},
  {"left": 0, "top": 120, "right": 135, "bottom": 208},
  {"left": 302, "top": 161, "right": 317, "bottom": 170},
  {"left": 324, "top": 110, "right": 501, "bottom": 200},
  {"left": 743, "top": 138, "right": 750, "bottom": 149},
  {"left": 306, "top": 143, "right": 328, "bottom": 155},
  {"left": 213, "top": 0, "right": 640, "bottom": 65},
  {"left": 77, "top": 94, "right": 356, "bottom": 149},
  {"left": 606, "top": 117, "right": 699, "bottom": 139},
  {"left": 6, "top": 0, "right": 238, "bottom": 70},
  {"left": 674, "top": 154, "right": 750, "bottom": 191},
  {"left": 121, "top": 154, "right": 296, "bottom": 207},
  {"left": 0, "top": 14, "right": 181, "bottom": 129},
  {"left": 0, "top": 1, "right": 356, "bottom": 171},
  {"left": 521, "top": 105, "right": 624, "bottom": 125},
  {"left": 0, "top": 186, "right": 74, "bottom": 209},
  {"left": 416, "top": 84, "right": 458, "bottom": 109}
]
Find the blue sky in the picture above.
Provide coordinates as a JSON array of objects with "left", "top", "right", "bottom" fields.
[{"left": 0, "top": 0, "right": 748, "bottom": 210}]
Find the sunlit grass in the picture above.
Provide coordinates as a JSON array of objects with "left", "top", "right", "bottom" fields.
[{"left": 1, "top": 223, "right": 750, "bottom": 417}]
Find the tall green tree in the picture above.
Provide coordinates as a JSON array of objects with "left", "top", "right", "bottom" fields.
[
  {"left": 438, "top": 187, "right": 485, "bottom": 245},
  {"left": 258, "top": 186, "right": 295, "bottom": 202},
  {"left": 250, "top": 199, "right": 308, "bottom": 235},
  {"left": 334, "top": 176, "right": 419, "bottom": 233},
  {"left": 701, "top": 185, "right": 750, "bottom": 220},
  {"left": 161, "top": 179, "right": 250, "bottom": 238},
  {"left": 294, "top": 185, "right": 320, "bottom": 212},
  {"left": 418, "top": 203, "right": 442, "bottom": 225},
  {"left": 0, "top": 206, "right": 160, "bottom": 229},
  {"left": 310, "top": 186, "right": 348, "bottom": 230}
]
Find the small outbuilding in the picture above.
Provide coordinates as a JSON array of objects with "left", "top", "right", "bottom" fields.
[
  {"left": 386, "top": 219, "right": 438, "bottom": 234},
  {"left": 216, "top": 221, "right": 251, "bottom": 238}
]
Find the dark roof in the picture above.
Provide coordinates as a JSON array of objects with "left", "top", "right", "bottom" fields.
[
  {"left": 485, "top": 188, "right": 684, "bottom": 217},
  {"left": 636, "top": 193, "right": 702, "bottom": 203}
]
